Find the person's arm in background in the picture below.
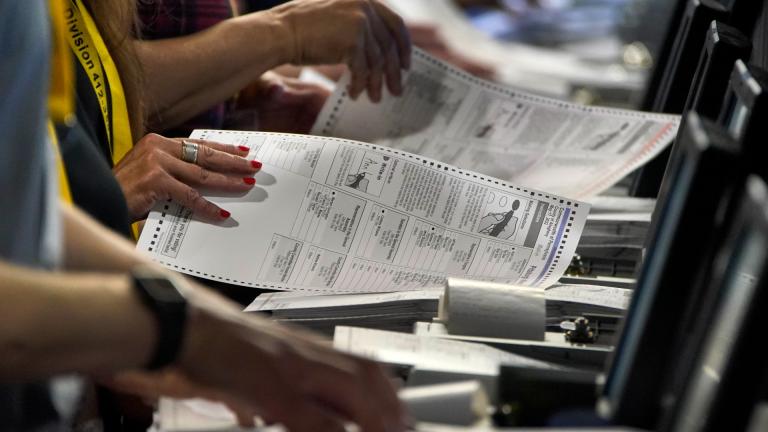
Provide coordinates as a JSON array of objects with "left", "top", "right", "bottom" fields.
[
  {"left": 139, "top": 0, "right": 411, "bottom": 131},
  {"left": 1, "top": 203, "right": 407, "bottom": 431}
]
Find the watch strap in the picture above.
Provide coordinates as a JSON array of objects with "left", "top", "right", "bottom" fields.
[{"left": 131, "top": 268, "right": 188, "bottom": 370}]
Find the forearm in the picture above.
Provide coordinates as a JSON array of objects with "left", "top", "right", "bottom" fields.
[
  {"left": 62, "top": 203, "right": 150, "bottom": 272},
  {"left": 0, "top": 262, "right": 154, "bottom": 380},
  {"left": 137, "top": 11, "right": 293, "bottom": 130},
  {"left": 147, "top": 70, "right": 256, "bottom": 129}
]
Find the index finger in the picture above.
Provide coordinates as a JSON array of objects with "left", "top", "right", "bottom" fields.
[
  {"left": 163, "top": 176, "right": 231, "bottom": 221},
  {"left": 301, "top": 357, "right": 401, "bottom": 432},
  {"left": 362, "top": 360, "right": 407, "bottom": 428},
  {"left": 371, "top": 1, "right": 412, "bottom": 69}
]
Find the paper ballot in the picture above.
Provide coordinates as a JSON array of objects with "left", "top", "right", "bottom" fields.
[
  {"left": 312, "top": 49, "right": 680, "bottom": 199},
  {"left": 137, "top": 131, "right": 589, "bottom": 292}
]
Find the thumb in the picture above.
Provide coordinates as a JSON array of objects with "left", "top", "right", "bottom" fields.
[
  {"left": 269, "top": 83, "right": 318, "bottom": 107},
  {"left": 265, "top": 82, "right": 285, "bottom": 101}
]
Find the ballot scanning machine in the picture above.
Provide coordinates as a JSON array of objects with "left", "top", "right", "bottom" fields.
[
  {"left": 595, "top": 60, "right": 768, "bottom": 431},
  {"left": 596, "top": 112, "right": 743, "bottom": 429},
  {"left": 659, "top": 176, "right": 768, "bottom": 432}
]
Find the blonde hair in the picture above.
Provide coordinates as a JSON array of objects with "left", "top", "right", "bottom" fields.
[{"left": 82, "top": 0, "right": 145, "bottom": 138}]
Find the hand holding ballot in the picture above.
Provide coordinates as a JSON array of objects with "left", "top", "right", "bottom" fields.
[
  {"left": 138, "top": 130, "right": 590, "bottom": 292},
  {"left": 270, "top": 0, "right": 412, "bottom": 101}
]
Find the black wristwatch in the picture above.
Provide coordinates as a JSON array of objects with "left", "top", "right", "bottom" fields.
[{"left": 130, "top": 266, "right": 189, "bottom": 370}]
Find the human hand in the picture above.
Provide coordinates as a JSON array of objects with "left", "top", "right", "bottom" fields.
[
  {"left": 238, "top": 72, "right": 331, "bottom": 134},
  {"left": 105, "top": 285, "right": 408, "bottom": 432},
  {"left": 408, "top": 23, "right": 496, "bottom": 80},
  {"left": 269, "top": 0, "right": 411, "bottom": 102},
  {"left": 408, "top": 24, "right": 450, "bottom": 52},
  {"left": 113, "top": 134, "right": 261, "bottom": 222}
]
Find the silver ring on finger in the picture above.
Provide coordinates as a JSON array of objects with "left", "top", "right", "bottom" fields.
[{"left": 180, "top": 140, "right": 200, "bottom": 165}]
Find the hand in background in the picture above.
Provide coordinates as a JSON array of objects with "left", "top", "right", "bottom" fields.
[
  {"left": 270, "top": 0, "right": 411, "bottom": 102},
  {"left": 237, "top": 72, "right": 331, "bottom": 134},
  {"left": 409, "top": 23, "right": 496, "bottom": 80},
  {"left": 281, "top": 23, "right": 496, "bottom": 94}
]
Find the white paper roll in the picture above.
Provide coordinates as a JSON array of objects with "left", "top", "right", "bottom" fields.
[{"left": 441, "top": 278, "right": 546, "bottom": 341}]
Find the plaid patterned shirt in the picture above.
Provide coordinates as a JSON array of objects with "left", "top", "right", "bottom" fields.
[{"left": 138, "top": 0, "right": 235, "bottom": 136}]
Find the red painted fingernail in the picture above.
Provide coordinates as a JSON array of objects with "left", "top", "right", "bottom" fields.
[
  {"left": 219, "top": 209, "right": 231, "bottom": 219},
  {"left": 251, "top": 160, "right": 262, "bottom": 169},
  {"left": 243, "top": 177, "right": 256, "bottom": 185},
  {"left": 238, "top": 145, "right": 250, "bottom": 152}
]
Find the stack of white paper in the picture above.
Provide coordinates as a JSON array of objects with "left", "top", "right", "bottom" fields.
[
  {"left": 575, "top": 218, "right": 647, "bottom": 274},
  {"left": 244, "top": 289, "right": 443, "bottom": 335},
  {"left": 333, "top": 326, "right": 560, "bottom": 376},
  {"left": 582, "top": 197, "right": 653, "bottom": 248},
  {"left": 571, "top": 196, "right": 655, "bottom": 277},
  {"left": 587, "top": 196, "right": 656, "bottom": 216},
  {"left": 244, "top": 282, "right": 629, "bottom": 337},
  {"left": 545, "top": 284, "right": 631, "bottom": 312},
  {"left": 580, "top": 219, "right": 648, "bottom": 249}
]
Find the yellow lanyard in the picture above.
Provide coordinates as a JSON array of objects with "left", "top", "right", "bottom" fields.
[
  {"left": 63, "top": 0, "right": 133, "bottom": 165},
  {"left": 48, "top": 121, "right": 73, "bottom": 204},
  {"left": 48, "top": 0, "right": 75, "bottom": 124}
]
